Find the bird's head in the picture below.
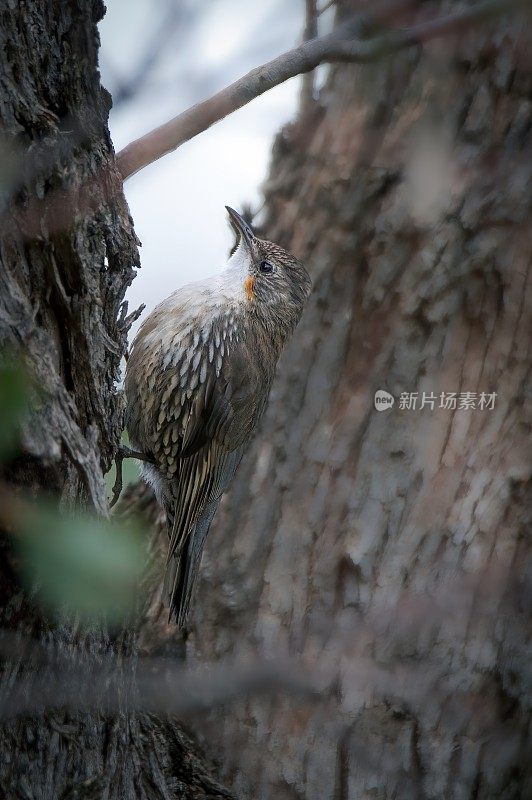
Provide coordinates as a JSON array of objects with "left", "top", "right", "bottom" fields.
[{"left": 225, "top": 206, "right": 312, "bottom": 333}]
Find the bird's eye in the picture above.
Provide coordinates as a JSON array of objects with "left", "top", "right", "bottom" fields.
[{"left": 259, "top": 260, "right": 274, "bottom": 274}]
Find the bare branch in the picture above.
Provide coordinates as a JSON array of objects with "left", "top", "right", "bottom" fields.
[
  {"left": 117, "top": 0, "right": 528, "bottom": 180},
  {"left": 0, "top": 563, "right": 518, "bottom": 720},
  {"left": 300, "top": 0, "right": 319, "bottom": 116},
  {"left": 328, "top": 0, "right": 530, "bottom": 60}
]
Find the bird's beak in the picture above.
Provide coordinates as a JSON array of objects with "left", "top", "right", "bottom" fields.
[{"left": 225, "top": 206, "right": 255, "bottom": 252}]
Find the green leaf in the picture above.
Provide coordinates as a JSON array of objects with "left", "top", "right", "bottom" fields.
[
  {"left": 18, "top": 504, "right": 146, "bottom": 625},
  {"left": 0, "top": 358, "right": 32, "bottom": 461}
]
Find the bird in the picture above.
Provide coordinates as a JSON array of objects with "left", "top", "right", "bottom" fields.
[{"left": 124, "top": 207, "right": 311, "bottom": 627}]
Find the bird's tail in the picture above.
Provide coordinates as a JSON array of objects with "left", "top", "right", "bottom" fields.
[{"left": 164, "top": 499, "right": 219, "bottom": 628}]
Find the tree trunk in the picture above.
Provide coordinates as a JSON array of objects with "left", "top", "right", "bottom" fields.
[
  {"left": 184, "top": 10, "right": 532, "bottom": 800},
  {"left": 0, "top": 3, "right": 233, "bottom": 798}
]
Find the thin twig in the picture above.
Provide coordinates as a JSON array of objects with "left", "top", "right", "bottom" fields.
[
  {"left": 300, "top": 0, "right": 319, "bottom": 115},
  {"left": 328, "top": 0, "right": 529, "bottom": 60},
  {"left": 318, "top": 0, "right": 336, "bottom": 16},
  {"left": 116, "top": 0, "right": 527, "bottom": 180},
  {"left": 0, "top": 653, "right": 321, "bottom": 719},
  {"left": 0, "top": 557, "right": 511, "bottom": 719},
  {"left": 111, "top": 0, "right": 185, "bottom": 107}
]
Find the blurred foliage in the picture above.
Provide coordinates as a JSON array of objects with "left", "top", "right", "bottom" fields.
[
  {"left": 17, "top": 504, "right": 146, "bottom": 625},
  {"left": 0, "top": 353, "right": 149, "bottom": 625},
  {"left": 0, "top": 357, "right": 32, "bottom": 461}
]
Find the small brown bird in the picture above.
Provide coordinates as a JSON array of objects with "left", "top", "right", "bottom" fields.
[{"left": 125, "top": 207, "right": 311, "bottom": 626}]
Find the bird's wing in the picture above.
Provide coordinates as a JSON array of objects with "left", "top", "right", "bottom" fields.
[
  {"left": 164, "top": 338, "right": 265, "bottom": 556},
  {"left": 156, "top": 333, "right": 270, "bottom": 622},
  {"left": 165, "top": 447, "right": 244, "bottom": 626},
  {"left": 166, "top": 440, "right": 227, "bottom": 561}
]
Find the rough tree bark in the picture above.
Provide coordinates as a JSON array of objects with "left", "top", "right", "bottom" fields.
[
  {"left": 175, "top": 6, "right": 530, "bottom": 800},
  {"left": 0, "top": 3, "right": 233, "bottom": 798},
  {"left": 2, "top": 2, "right": 530, "bottom": 799}
]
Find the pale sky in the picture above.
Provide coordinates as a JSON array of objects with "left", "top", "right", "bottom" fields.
[{"left": 99, "top": 0, "right": 304, "bottom": 336}]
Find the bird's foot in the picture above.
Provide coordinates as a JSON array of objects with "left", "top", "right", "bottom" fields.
[{"left": 109, "top": 445, "right": 155, "bottom": 510}]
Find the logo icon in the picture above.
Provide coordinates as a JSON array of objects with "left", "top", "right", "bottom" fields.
[{"left": 374, "top": 389, "right": 395, "bottom": 411}]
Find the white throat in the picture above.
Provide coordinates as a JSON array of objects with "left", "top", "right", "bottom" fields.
[{"left": 217, "top": 238, "right": 252, "bottom": 301}]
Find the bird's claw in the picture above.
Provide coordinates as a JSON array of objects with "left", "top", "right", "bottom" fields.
[{"left": 109, "top": 445, "right": 155, "bottom": 510}]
